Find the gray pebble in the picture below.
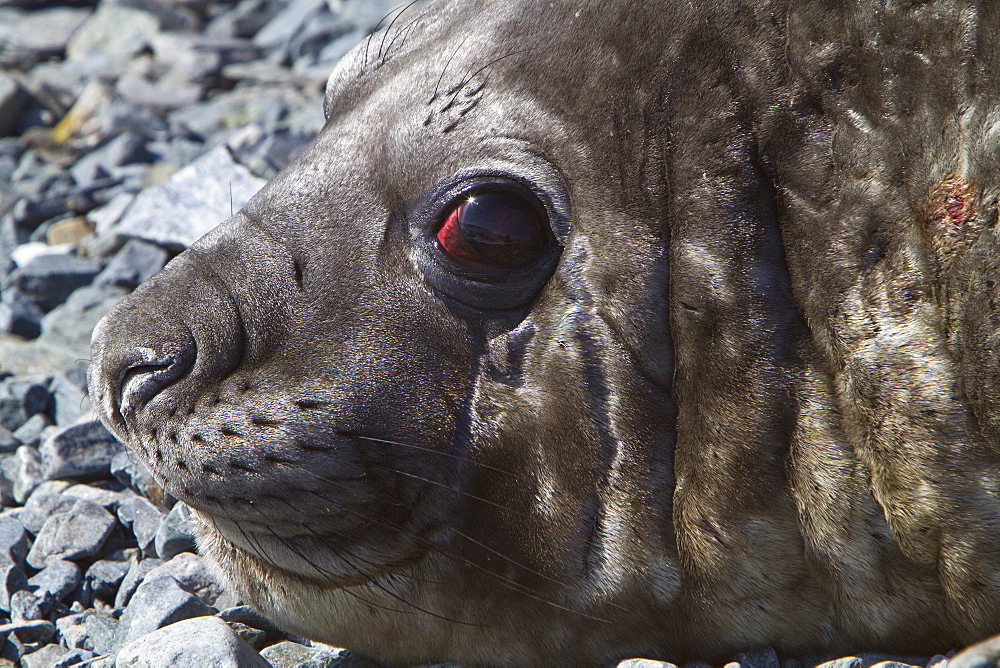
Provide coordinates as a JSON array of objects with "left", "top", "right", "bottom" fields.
[
  {"left": 47, "top": 370, "right": 91, "bottom": 427},
  {"left": 53, "top": 648, "right": 97, "bottom": 667},
  {"left": 114, "top": 615, "right": 270, "bottom": 668},
  {"left": 145, "top": 552, "right": 223, "bottom": 606},
  {"left": 19, "top": 480, "right": 73, "bottom": 534},
  {"left": 252, "top": 0, "right": 327, "bottom": 50},
  {"left": 29, "top": 558, "right": 81, "bottom": 608},
  {"left": 84, "top": 559, "right": 130, "bottom": 605},
  {"left": 8, "top": 589, "right": 40, "bottom": 622},
  {"left": 117, "top": 495, "right": 164, "bottom": 557},
  {"left": 65, "top": 4, "right": 160, "bottom": 63},
  {"left": 0, "top": 618, "right": 55, "bottom": 644},
  {"left": 114, "top": 557, "right": 161, "bottom": 609},
  {"left": 0, "top": 287, "right": 43, "bottom": 339},
  {"left": 0, "top": 564, "right": 29, "bottom": 612},
  {"left": 13, "top": 445, "right": 44, "bottom": 504},
  {"left": 26, "top": 499, "right": 117, "bottom": 569},
  {"left": 260, "top": 640, "right": 345, "bottom": 667},
  {"left": 40, "top": 420, "right": 124, "bottom": 481},
  {"left": 0, "top": 7, "right": 91, "bottom": 69},
  {"left": 113, "top": 575, "right": 216, "bottom": 650},
  {"left": 618, "top": 661, "right": 678, "bottom": 668},
  {"left": 154, "top": 501, "right": 196, "bottom": 560},
  {"left": 217, "top": 604, "right": 284, "bottom": 641},
  {"left": 86, "top": 609, "right": 120, "bottom": 655},
  {"left": 93, "top": 239, "right": 168, "bottom": 291},
  {"left": 111, "top": 450, "right": 165, "bottom": 505},
  {"left": 23, "top": 642, "right": 73, "bottom": 668},
  {"left": 0, "top": 73, "right": 26, "bottom": 137},
  {"left": 11, "top": 413, "right": 49, "bottom": 448},
  {"left": 5, "top": 255, "right": 102, "bottom": 313},
  {"left": 0, "top": 427, "right": 16, "bottom": 454},
  {"left": 37, "top": 284, "right": 130, "bottom": 364},
  {"left": 63, "top": 483, "right": 127, "bottom": 511}
]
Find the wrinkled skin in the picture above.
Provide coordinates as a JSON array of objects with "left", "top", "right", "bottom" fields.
[{"left": 89, "top": 0, "right": 1000, "bottom": 665}]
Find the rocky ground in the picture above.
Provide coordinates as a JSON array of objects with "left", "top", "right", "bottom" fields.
[{"left": 0, "top": 0, "right": 989, "bottom": 666}]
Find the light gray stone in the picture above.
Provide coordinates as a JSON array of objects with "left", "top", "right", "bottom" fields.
[
  {"left": 145, "top": 552, "right": 223, "bottom": 606},
  {"left": 114, "top": 575, "right": 216, "bottom": 650},
  {"left": 28, "top": 558, "right": 81, "bottom": 607},
  {"left": 117, "top": 495, "right": 165, "bottom": 556},
  {"left": 114, "top": 557, "right": 161, "bottom": 609},
  {"left": 154, "top": 501, "right": 196, "bottom": 560},
  {"left": 114, "top": 615, "right": 270, "bottom": 667},
  {"left": 26, "top": 499, "right": 117, "bottom": 569},
  {"left": 111, "top": 145, "right": 264, "bottom": 248},
  {"left": 66, "top": 4, "right": 160, "bottom": 62},
  {"left": 260, "top": 640, "right": 345, "bottom": 667}
]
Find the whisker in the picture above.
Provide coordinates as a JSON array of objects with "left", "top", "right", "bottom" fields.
[
  {"left": 337, "top": 431, "right": 518, "bottom": 478},
  {"left": 431, "top": 36, "right": 468, "bottom": 103},
  {"left": 302, "top": 485, "right": 617, "bottom": 623},
  {"left": 446, "top": 47, "right": 535, "bottom": 109},
  {"left": 378, "top": 0, "right": 422, "bottom": 62}
]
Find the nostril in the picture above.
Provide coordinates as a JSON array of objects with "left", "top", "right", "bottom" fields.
[{"left": 117, "top": 344, "right": 193, "bottom": 416}]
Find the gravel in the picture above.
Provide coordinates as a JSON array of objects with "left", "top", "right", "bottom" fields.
[{"left": 0, "top": 0, "right": 983, "bottom": 666}]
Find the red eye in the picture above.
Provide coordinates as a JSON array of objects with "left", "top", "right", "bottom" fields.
[{"left": 436, "top": 190, "right": 547, "bottom": 266}]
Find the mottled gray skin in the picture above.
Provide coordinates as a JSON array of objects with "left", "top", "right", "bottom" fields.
[{"left": 89, "top": 0, "right": 1000, "bottom": 665}]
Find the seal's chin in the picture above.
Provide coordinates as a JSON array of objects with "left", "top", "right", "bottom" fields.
[{"left": 194, "top": 510, "right": 420, "bottom": 589}]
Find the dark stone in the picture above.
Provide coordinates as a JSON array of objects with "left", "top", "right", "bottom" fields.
[
  {"left": 28, "top": 559, "right": 81, "bottom": 609},
  {"left": 0, "top": 565, "right": 29, "bottom": 612},
  {"left": 83, "top": 559, "right": 129, "bottom": 605},
  {"left": 47, "top": 370, "right": 91, "bottom": 427},
  {"left": 11, "top": 413, "right": 50, "bottom": 448},
  {"left": 92, "top": 238, "right": 168, "bottom": 290},
  {"left": 5, "top": 255, "right": 102, "bottom": 313},
  {"left": 0, "top": 287, "right": 43, "bottom": 339}
]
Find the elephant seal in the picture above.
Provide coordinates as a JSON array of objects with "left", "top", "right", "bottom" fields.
[{"left": 89, "top": 0, "right": 1000, "bottom": 664}]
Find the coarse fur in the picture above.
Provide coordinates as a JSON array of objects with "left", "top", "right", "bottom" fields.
[{"left": 89, "top": 0, "right": 1000, "bottom": 665}]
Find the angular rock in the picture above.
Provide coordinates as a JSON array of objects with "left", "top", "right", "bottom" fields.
[
  {"left": 0, "top": 565, "right": 28, "bottom": 611},
  {"left": 0, "top": 619, "right": 54, "bottom": 644},
  {"left": 217, "top": 605, "right": 284, "bottom": 642},
  {"left": 145, "top": 552, "right": 223, "bottom": 606},
  {"left": 0, "top": 73, "right": 26, "bottom": 138},
  {"left": 26, "top": 499, "right": 117, "bottom": 569},
  {"left": 13, "top": 445, "right": 44, "bottom": 503},
  {"left": 74, "top": 132, "right": 149, "bottom": 185},
  {"left": 47, "top": 370, "right": 91, "bottom": 427},
  {"left": 0, "top": 7, "right": 91, "bottom": 70},
  {"left": 814, "top": 659, "right": 862, "bottom": 668},
  {"left": 117, "top": 495, "right": 164, "bottom": 556},
  {"left": 63, "top": 483, "right": 127, "bottom": 510},
  {"left": 18, "top": 480, "right": 73, "bottom": 534},
  {"left": 66, "top": 4, "right": 160, "bottom": 63},
  {"left": 52, "top": 648, "right": 97, "bottom": 667},
  {"left": 114, "top": 575, "right": 216, "bottom": 650},
  {"left": 28, "top": 558, "right": 81, "bottom": 608},
  {"left": 11, "top": 413, "right": 48, "bottom": 448},
  {"left": 259, "top": 641, "right": 345, "bottom": 667},
  {"left": 0, "top": 427, "right": 16, "bottom": 454},
  {"left": 5, "top": 255, "right": 102, "bottom": 312},
  {"left": 114, "top": 615, "right": 270, "bottom": 668},
  {"left": 111, "top": 450, "right": 165, "bottom": 505},
  {"left": 617, "top": 661, "right": 677, "bottom": 668},
  {"left": 253, "top": 0, "right": 327, "bottom": 49},
  {"left": 0, "top": 287, "right": 43, "bottom": 339},
  {"left": 84, "top": 559, "right": 130, "bottom": 605},
  {"left": 114, "top": 557, "right": 162, "bottom": 609},
  {"left": 40, "top": 420, "right": 124, "bottom": 481},
  {"left": 154, "top": 502, "right": 196, "bottom": 560},
  {"left": 22, "top": 642, "right": 70, "bottom": 668},
  {"left": 92, "top": 239, "right": 168, "bottom": 290},
  {"left": 8, "top": 589, "right": 40, "bottom": 622},
  {"left": 111, "top": 145, "right": 265, "bottom": 249}
]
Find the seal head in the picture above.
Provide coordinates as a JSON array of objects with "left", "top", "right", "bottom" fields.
[{"left": 90, "top": 0, "right": 1000, "bottom": 664}]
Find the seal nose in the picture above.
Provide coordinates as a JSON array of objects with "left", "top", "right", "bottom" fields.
[{"left": 117, "top": 343, "right": 193, "bottom": 416}]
